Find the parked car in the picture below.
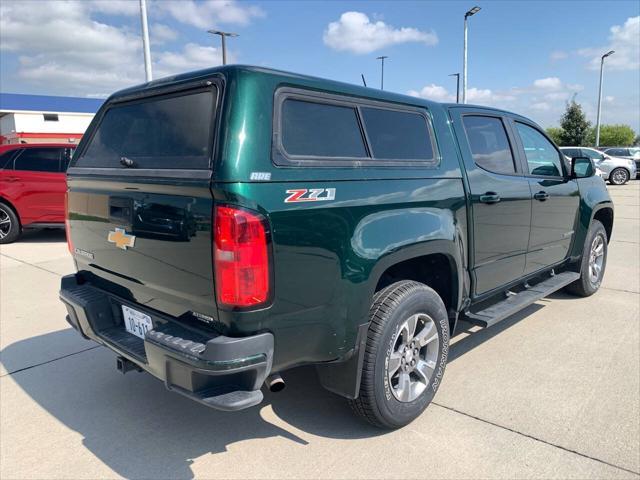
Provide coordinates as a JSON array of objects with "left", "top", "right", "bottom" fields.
[
  {"left": 60, "top": 66, "right": 613, "bottom": 429},
  {"left": 0, "top": 143, "right": 75, "bottom": 243},
  {"left": 559, "top": 147, "right": 636, "bottom": 185},
  {"left": 602, "top": 147, "right": 640, "bottom": 177}
]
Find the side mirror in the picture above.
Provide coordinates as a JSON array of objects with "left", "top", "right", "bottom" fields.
[{"left": 571, "top": 156, "right": 595, "bottom": 179}]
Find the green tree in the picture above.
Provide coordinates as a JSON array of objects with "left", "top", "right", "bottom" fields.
[
  {"left": 545, "top": 127, "right": 563, "bottom": 145},
  {"left": 598, "top": 124, "right": 636, "bottom": 147},
  {"left": 585, "top": 125, "right": 636, "bottom": 147},
  {"left": 559, "top": 101, "right": 590, "bottom": 146}
]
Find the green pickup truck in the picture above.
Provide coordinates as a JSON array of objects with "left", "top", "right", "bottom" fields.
[{"left": 60, "top": 65, "right": 613, "bottom": 429}]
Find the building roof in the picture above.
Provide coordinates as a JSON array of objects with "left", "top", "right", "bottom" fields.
[{"left": 0, "top": 93, "right": 103, "bottom": 114}]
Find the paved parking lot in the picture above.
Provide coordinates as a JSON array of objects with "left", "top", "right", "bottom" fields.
[{"left": 1, "top": 182, "right": 639, "bottom": 479}]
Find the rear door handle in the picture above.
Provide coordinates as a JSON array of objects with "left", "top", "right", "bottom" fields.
[
  {"left": 479, "top": 192, "right": 501, "bottom": 204},
  {"left": 534, "top": 191, "right": 550, "bottom": 201},
  {"left": 3, "top": 177, "right": 19, "bottom": 183}
]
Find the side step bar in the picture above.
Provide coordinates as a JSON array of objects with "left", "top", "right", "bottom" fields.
[{"left": 464, "top": 271, "right": 580, "bottom": 328}]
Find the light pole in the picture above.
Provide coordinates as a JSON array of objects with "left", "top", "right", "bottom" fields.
[
  {"left": 595, "top": 50, "right": 615, "bottom": 147},
  {"left": 376, "top": 55, "right": 388, "bottom": 90},
  {"left": 462, "top": 6, "right": 481, "bottom": 104},
  {"left": 207, "top": 30, "right": 239, "bottom": 65},
  {"left": 139, "top": 0, "right": 152, "bottom": 81},
  {"left": 449, "top": 73, "right": 460, "bottom": 103}
]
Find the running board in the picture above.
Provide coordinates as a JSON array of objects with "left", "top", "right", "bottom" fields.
[{"left": 465, "top": 271, "right": 580, "bottom": 328}]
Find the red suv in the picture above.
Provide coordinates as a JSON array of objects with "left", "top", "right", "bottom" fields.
[{"left": 0, "top": 143, "right": 75, "bottom": 243}]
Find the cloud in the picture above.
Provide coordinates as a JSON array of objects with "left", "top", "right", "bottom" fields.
[
  {"left": 408, "top": 84, "right": 515, "bottom": 105},
  {"left": 323, "top": 11, "right": 438, "bottom": 54},
  {"left": 533, "top": 77, "right": 563, "bottom": 90},
  {"left": 466, "top": 88, "right": 516, "bottom": 103},
  {"left": 407, "top": 84, "right": 454, "bottom": 102},
  {"left": 550, "top": 50, "right": 568, "bottom": 61},
  {"left": 151, "top": 23, "right": 179, "bottom": 44},
  {"left": 158, "top": 0, "right": 264, "bottom": 29},
  {"left": 155, "top": 43, "right": 224, "bottom": 77},
  {"left": 0, "top": 0, "right": 229, "bottom": 95},
  {"left": 578, "top": 16, "right": 639, "bottom": 70}
]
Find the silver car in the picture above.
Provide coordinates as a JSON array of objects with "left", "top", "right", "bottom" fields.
[
  {"left": 602, "top": 147, "right": 640, "bottom": 178},
  {"left": 560, "top": 147, "right": 636, "bottom": 185}
]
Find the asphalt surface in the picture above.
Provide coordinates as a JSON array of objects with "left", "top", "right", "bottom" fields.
[{"left": 1, "top": 182, "right": 639, "bottom": 479}]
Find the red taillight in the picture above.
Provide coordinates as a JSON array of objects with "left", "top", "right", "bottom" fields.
[
  {"left": 214, "top": 205, "right": 270, "bottom": 308},
  {"left": 64, "top": 191, "right": 73, "bottom": 254}
]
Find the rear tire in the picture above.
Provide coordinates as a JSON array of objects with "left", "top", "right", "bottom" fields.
[
  {"left": 349, "top": 281, "right": 449, "bottom": 429},
  {"left": 0, "top": 202, "right": 20, "bottom": 244},
  {"left": 565, "top": 220, "right": 607, "bottom": 297},
  {"left": 608, "top": 168, "right": 629, "bottom": 185}
]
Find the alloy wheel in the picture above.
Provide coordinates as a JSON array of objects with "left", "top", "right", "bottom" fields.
[
  {"left": 388, "top": 313, "right": 439, "bottom": 402},
  {"left": 588, "top": 234, "right": 605, "bottom": 284},
  {"left": 0, "top": 207, "right": 11, "bottom": 240},
  {"left": 611, "top": 168, "right": 629, "bottom": 185}
]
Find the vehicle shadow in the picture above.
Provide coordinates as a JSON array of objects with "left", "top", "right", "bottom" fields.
[
  {"left": 18, "top": 228, "right": 66, "bottom": 243},
  {"left": 1, "top": 330, "right": 381, "bottom": 479},
  {"left": 1, "top": 301, "right": 547, "bottom": 478}
]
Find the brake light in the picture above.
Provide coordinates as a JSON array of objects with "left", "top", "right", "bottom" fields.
[
  {"left": 214, "top": 205, "right": 270, "bottom": 308},
  {"left": 64, "top": 191, "right": 73, "bottom": 254}
]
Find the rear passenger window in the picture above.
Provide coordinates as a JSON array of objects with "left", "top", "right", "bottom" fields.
[
  {"left": 13, "top": 148, "right": 62, "bottom": 173},
  {"left": 0, "top": 150, "right": 17, "bottom": 170},
  {"left": 462, "top": 116, "right": 516, "bottom": 174},
  {"left": 515, "top": 122, "right": 564, "bottom": 177},
  {"left": 281, "top": 99, "right": 367, "bottom": 158},
  {"left": 360, "top": 107, "right": 434, "bottom": 160},
  {"left": 76, "top": 88, "right": 216, "bottom": 169}
]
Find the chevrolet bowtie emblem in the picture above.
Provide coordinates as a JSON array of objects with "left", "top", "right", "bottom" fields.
[{"left": 107, "top": 228, "right": 136, "bottom": 250}]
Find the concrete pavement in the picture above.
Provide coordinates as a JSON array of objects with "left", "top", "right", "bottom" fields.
[{"left": 1, "top": 182, "right": 639, "bottom": 479}]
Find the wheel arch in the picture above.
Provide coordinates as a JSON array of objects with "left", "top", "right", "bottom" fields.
[
  {"left": 592, "top": 205, "right": 614, "bottom": 243},
  {"left": 317, "top": 240, "right": 466, "bottom": 400}
]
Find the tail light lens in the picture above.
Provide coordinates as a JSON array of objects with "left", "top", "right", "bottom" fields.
[
  {"left": 64, "top": 191, "right": 73, "bottom": 254},
  {"left": 214, "top": 205, "right": 270, "bottom": 308}
]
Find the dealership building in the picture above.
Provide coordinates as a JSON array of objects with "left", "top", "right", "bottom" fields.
[{"left": 0, "top": 93, "right": 103, "bottom": 145}]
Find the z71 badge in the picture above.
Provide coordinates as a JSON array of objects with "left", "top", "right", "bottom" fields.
[{"left": 284, "top": 188, "right": 336, "bottom": 203}]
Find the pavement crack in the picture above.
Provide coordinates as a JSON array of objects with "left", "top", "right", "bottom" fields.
[
  {"left": 0, "top": 345, "right": 101, "bottom": 378},
  {"left": 602, "top": 286, "right": 640, "bottom": 294},
  {"left": 432, "top": 402, "right": 640, "bottom": 477},
  {"left": 0, "top": 253, "right": 63, "bottom": 277}
]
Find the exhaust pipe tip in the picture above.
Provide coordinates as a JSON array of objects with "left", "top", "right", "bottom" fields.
[{"left": 266, "top": 373, "right": 285, "bottom": 392}]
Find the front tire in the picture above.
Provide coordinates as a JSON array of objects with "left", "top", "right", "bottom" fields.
[
  {"left": 349, "top": 281, "right": 449, "bottom": 429},
  {"left": 0, "top": 202, "right": 20, "bottom": 244},
  {"left": 565, "top": 220, "right": 607, "bottom": 297},
  {"left": 609, "top": 167, "right": 629, "bottom": 185}
]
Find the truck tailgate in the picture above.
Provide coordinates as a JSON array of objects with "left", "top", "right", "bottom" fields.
[{"left": 67, "top": 175, "right": 216, "bottom": 319}]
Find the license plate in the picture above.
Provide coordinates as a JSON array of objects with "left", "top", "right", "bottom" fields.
[{"left": 122, "top": 305, "right": 153, "bottom": 340}]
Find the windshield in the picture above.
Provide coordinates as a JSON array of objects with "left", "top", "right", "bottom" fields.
[{"left": 75, "top": 88, "right": 216, "bottom": 169}]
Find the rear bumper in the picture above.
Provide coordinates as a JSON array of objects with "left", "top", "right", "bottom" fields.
[{"left": 59, "top": 274, "right": 273, "bottom": 411}]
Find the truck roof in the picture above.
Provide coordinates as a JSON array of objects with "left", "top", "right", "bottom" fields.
[
  {"left": 107, "top": 65, "right": 536, "bottom": 128},
  {"left": 109, "top": 64, "right": 442, "bottom": 109}
]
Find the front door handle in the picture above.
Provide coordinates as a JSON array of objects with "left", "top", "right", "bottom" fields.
[
  {"left": 3, "top": 177, "right": 19, "bottom": 183},
  {"left": 534, "top": 191, "right": 550, "bottom": 201},
  {"left": 479, "top": 192, "right": 501, "bottom": 204}
]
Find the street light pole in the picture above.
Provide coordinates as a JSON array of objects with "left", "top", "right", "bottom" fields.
[
  {"left": 139, "top": 0, "right": 152, "bottom": 81},
  {"left": 462, "top": 6, "right": 481, "bottom": 104},
  {"left": 595, "top": 50, "right": 615, "bottom": 147},
  {"left": 207, "top": 30, "right": 239, "bottom": 65},
  {"left": 376, "top": 56, "right": 388, "bottom": 90},
  {"left": 449, "top": 73, "right": 460, "bottom": 103}
]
